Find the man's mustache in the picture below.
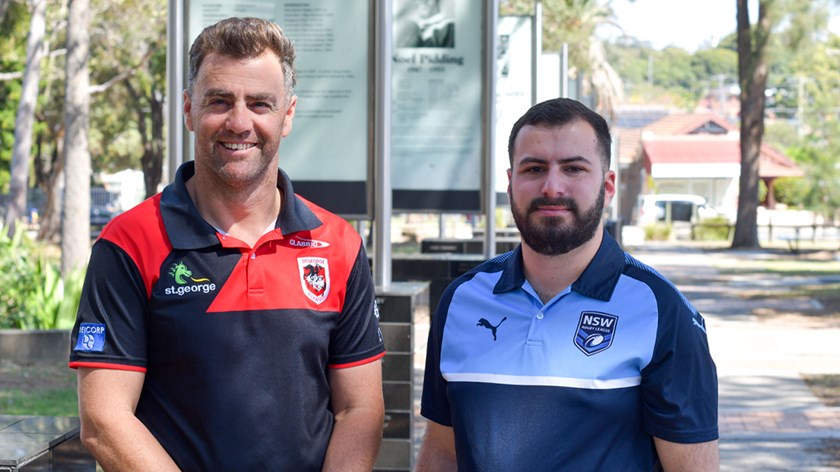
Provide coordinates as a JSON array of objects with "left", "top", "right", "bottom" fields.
[{"left": 527, "top": 197, "right": 578, "bottom": 214}]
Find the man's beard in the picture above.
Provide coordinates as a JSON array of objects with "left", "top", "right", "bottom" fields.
[
  {"left": 199, "top": 139, "right": 278, "bottom": 190},
  {"left": 511, "top": 185, "right": 605, "bottom": 256}
]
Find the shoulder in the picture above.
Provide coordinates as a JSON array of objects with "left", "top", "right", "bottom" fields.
[
  {"left": 438, "top": 251, "right": 514, "bottom": 310},
  {"left": 98, "top": 195, "right": 168, "bottom": 250},
  {"left": 619, "top": 253, "right": 706, "bottom": 338},
  {"left": 299, "top": 197, "right": 360, "bottom": 243},
  {"left": 621, "top": 253, "right": 690, "bottom": 306},
  {"left": 95, "top": 195, "right": 171, "bottom": 281}
]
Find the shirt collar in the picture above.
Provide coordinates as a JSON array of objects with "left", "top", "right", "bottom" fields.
[
  {"left": 493, "top": 230, "right": 624, "bottom": 302},
  {"left": 160, "top": 161, "right": 322, "bottom": 249}
]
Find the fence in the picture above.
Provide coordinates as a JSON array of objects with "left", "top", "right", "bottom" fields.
[{"left": 690, "top": 221, "right": 840, "bottom": 250}]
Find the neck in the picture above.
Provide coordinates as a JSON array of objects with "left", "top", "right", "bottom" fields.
[
  {"left": 521, "top": 228, "right": 603, "bottom": 304},
  {"left": 186, "top": 172, "right": 282, "bottom": 247}
]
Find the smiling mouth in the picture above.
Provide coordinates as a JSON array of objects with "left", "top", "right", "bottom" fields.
[{"left": 221, "top": 142, "right": 256, "bottom": 151}]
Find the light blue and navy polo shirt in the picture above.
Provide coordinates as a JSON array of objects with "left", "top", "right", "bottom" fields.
[{"left": 421, "top": 232, "right": 718, "bottom": 471}]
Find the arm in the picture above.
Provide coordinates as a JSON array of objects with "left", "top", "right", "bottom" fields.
[
  {"left": 654, "top": 438, "right": 719, "bottom": 472},
  {"left": 322, "top": 360, "right": 384, "bottom": 472},
  {"left": 415, "top": 420, "right": 457, "bottom": 472},
  {"left": 77, "top": 368, "right": 179, "bottom": 471}
]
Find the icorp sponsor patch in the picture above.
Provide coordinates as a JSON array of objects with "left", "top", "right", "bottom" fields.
[{"left": 74, "top": 323, "right": 106, "bottom": 352}]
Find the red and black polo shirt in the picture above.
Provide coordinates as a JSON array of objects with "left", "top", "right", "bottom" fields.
[{"left": 69, "top": 161, "right": 385, "bottom": 471}]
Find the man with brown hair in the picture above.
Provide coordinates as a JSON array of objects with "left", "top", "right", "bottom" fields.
[
  {"left": 70, "top": 17, "right": 385, "bottom": 471},
  {"left": 417, "top": 98, "right": 719, "bottom": 471}
]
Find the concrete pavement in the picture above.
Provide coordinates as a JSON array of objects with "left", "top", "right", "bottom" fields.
[{"left": 629, "top": 243, "right": 840, "bottom": 471}]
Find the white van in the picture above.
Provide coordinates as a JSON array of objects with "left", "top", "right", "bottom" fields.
[{"left": 636, "top": 194, "right": 718, "bottom": 226}]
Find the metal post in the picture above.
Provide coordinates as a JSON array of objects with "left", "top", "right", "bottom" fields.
[
  {"left": 611, "top": 134, "right": 620, "bottom": 220},
  {"left": 560, "top": 43, "right": 569, "bottom": 98},
  {"left": 483, "top": 0, "right": 499, "bottom": 259},
  {"left": 373, "top": 0, "right": 392, "bottom": 288},
  {"left": 166, "top": 0, "right": 185, "bottom": 182},
  {"left": 531, "top": 1, "right": 542, "bottom": 106}
]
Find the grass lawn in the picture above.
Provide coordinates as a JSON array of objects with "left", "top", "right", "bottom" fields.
[
  {"left": 0, "top": 362, "right": 78, "bottom": 417},
  {"left": 802, "top": 374, "right": 840, "bottom": 408}
]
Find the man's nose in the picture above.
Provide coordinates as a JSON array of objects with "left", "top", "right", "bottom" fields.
[
  {"left": 225, "top": 103, "right": 252, "bottom": 134},
  {"left": 541, "top": 169, "right": 568, "bottom": 196}
]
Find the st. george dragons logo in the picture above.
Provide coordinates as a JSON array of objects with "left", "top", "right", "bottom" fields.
[
  {"left": 297, "top": 257, "right": 330, "bottom": 305},
  {"left": 164, "top": 261, "right": 216, "bottom": 296}
]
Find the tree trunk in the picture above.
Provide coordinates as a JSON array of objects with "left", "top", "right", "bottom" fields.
[
  {"left": 732, "top": 0, "right": 772, "bottom": 249},
  {"left": 0, "top": 0, "right": 11, "bottom": 23},
  {"left": 5, "top": 0, "right": 46, "bottom": 236},
  {"left": 61, "top": 0, "right": 91, "bottom": 277},
  {"left": 37, "top": 129, "right": 65, "bottom": 243},
  {"left": 146, "top": 92, "right": 165, "bottom": 197},
  {"left": 125, "top": 81, "right": 166, "bottom": 199}
]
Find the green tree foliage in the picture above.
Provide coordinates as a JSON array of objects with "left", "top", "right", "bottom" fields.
[
  {"left": 773, "top": 7, "right": 840, "bottom": 222},
  {"left": 0, "top": 0, "right": 31, "bottom": 191},
  {"left": 0, "top": 224, "right": 83, "bottom": 329},
  {"left": 1, "top": 0, "right": 167, "bottom": 227},
  {"left": 786, "top": 137, "right": 840, "bottom": 222},
  {"left": 606, "top": 39, "right": 737, "bottom": 109}
]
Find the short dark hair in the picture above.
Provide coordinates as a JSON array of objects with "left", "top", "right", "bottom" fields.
[
  {"left": 507, "top": 98, "right": 612, "bottom": 170},
  {"left": 187, "top": 17, "right": 296, "bottom": 98}
]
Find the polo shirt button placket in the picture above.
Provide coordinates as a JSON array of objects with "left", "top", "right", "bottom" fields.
[{"left": 536, "top": 312, "right": 544, "bottom": 320}]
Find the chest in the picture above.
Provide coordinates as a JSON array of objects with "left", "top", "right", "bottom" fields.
[{"left": 439, "top": 273, "right": 660, "bottom": 383}]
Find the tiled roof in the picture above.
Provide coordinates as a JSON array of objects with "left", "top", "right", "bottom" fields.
[
  {"left": 642, "top": 136, "right": 804, "bottom": 178},
  {"left": 642, "top": 113, "right": 736, "bottom": 135}
]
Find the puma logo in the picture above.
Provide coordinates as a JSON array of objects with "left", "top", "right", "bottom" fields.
[{"left": 477, "top": 317, "right": 507, "bottom": 341}]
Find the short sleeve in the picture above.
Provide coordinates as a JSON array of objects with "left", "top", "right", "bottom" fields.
[
  {"left": 68, "top": 239, "right": 149, "bottom": 371},
  {"left": 420, "top": 286, "right": 454, "bottom": 427},
  {"left": 327, "top": 243, "right": 385, "bottom": 367},
  {"left": 641, "top": 290, "right": 719, "bottom": 443}
]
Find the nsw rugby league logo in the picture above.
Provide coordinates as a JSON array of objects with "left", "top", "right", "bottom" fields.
[
  {"left": 298, "top": 257, "right": 330, "bottom": 305},
  {"left": 574, "top": 311, "right": 618, "bottom": 356}
]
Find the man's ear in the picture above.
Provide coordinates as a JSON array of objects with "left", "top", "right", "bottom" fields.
[
  {"left": 603, "top": 170, "right": 617, "bottom": 208},
  {"left": 183, "top": 90, "right": 194, "bottom": 131},
  {"left": 281, "top": 95, "right": 297, "bottom": 138}
]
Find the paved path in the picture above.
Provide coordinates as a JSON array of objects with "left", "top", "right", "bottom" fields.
[{"left": 631, "top": 243, "right": 840, "bottom": 471}]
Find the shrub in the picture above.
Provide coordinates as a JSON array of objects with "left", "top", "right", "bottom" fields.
[
  {"left": 644, "top": 223, "right": 672, "bottom": 241},
  {"left": 0, "top": 225, "right": 84, "bottom": 329},
  {"left": 693, "top": 216, "right": 732, "bottom": 241}
]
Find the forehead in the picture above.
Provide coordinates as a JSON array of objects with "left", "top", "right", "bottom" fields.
[
  {"left": 194, "top": 52, "right": 285, "bottom": 93},
  {"left": 512, "top": 121, "right": 600, "bottom": 162}
]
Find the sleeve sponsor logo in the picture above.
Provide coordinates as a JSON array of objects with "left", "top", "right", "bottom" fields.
[
  {"left": 163, "top": 261, "right": 217, "bottom": 296},
  {"left": 298, "top": 257, "right": 330, "bottom": 305},
  {"left": 374, "top": 300, "right": 383, "bottom": 342},
  {"left": 574, "top": 312, "right": 618, "bottom": 356},
  {"left": 74, "top": 323, "right": 106, "bottom": 352}
]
